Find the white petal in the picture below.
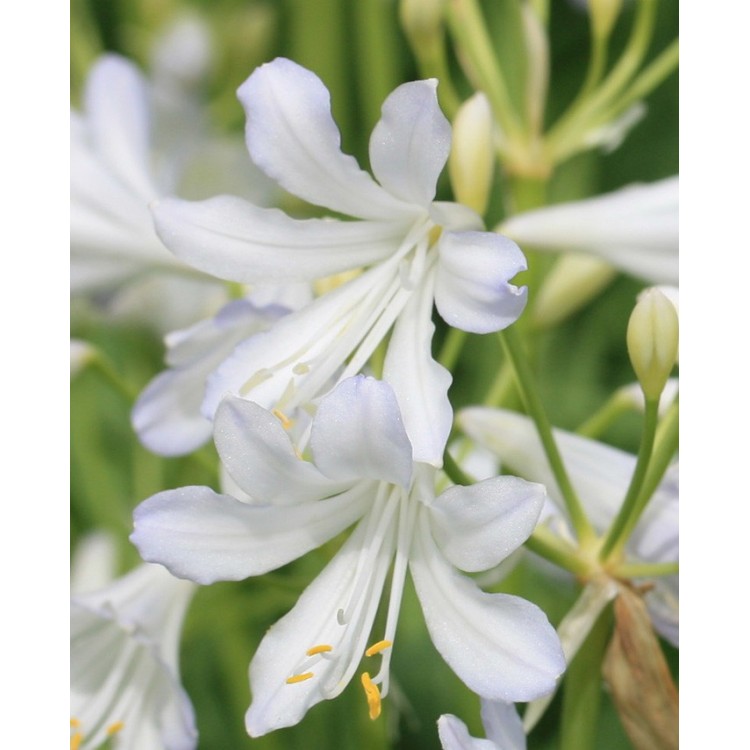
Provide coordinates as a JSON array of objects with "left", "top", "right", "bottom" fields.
[
  {"left": 238, "top": 57, "right": 413, "bottom": 220},
  {"left": 369, "top": 79, "right": 451, "bottom": 207},
  {"left": 214, "top": 396, "right": 346, "bottom": 504},
  {"left": 245, "top": 517, "right": 391, "bottom": 736},
  {"left": 437, "top": 715, "right": 498, "bottom": 750},
  {"left": 429, "top": 476, "right": 546, "bottom": 572},
  {"left": 410, "top": 512, "right": 565, "bottom": 702},
  {"left": 435, "top": 231, "right": 528, "bottom": 333},
  {"left": 500, "top": 177, "right": 679, "bottom": 285},
  {"left": 457, "top": 408, "right": 635, "bottom": 530},
  {"left": 133, "top": 300, "right": 281, "bottom": 456},
  {"left": 311, "top": 376, "right": 413, "bottom": 487},
  {"left": 84, "top": 55, "right": 158, "bottom": 201},
  {"left": 152, "top": 194, "right": 408, "bottom": 283},
  {"left": 131, "top": 484, "right": 370, "bottom": 584},
  {"left": 383, "top": 270, "right": 453, "bottom": 466},
  {"left": 481, "top": 699, "right": 526, "bottom": 750}
]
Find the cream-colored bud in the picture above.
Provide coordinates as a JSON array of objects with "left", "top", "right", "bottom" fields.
[
  {"left": 531, "top": 254, "right": 617, "bottom": 329},
  {"left": 70, "top": 339, "right": 97, "bottom": 379},
  {"left": 448, "top": 92, "right": 495, "bottom": 215},
  {"left": 626, "top": 287, "right": 679, "bottom": 401},
  {"left": 399, "top": 0, "right": 446, "bottom": 43}
]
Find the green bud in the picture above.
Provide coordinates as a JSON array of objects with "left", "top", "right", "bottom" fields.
[
  {"left": 626, "top": 287, "right": 679, "bottom": 401},
  {"left": 448, "top": 92, "right": 495, "bottom": 215},
  {"left": 399, "top": 0, "right": 446, "bottom": 45},
  {"left": 589, "top": 0, "right": 623, "bottom": 41}
]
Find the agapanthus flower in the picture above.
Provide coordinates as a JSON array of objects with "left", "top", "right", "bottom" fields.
[
  {"left": 499, "top": 177, "right": 678, "bottom": 285},
  {"left": 70, "top": 34, "right": 276, "bottom": 334},
  {"left": 131, "top": 377, "right": 564, "bottom": 736},
  {"left": 438, "top": 699, "right": 526, "bottom": 750},
  {"left": 457, "top": 407, "right": 678, "bottom": 645},
  {"left": 70, "top": 554, "right": 197, "bottom": 749},
  {"left": 151, "top": 57, "right": 528, "bottom": 464}
]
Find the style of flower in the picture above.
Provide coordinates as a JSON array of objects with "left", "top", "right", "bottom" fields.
[
  {"left": 438, "top": 699, "right": 526, "bottom": 750},
  {"left": 457, "top": 407, "right": 678, "bottom": 645},
  {"left": 499, "top": 177, "right": 678, "bottom": 285},
  {"left": 70, "top": 556, "right": 197, "bottom": 749},
  {"left": 131, "top": 377, "right": 565, "bottom": 736},
  {"left": 150, "top": 57, "right": 528, "bottom": 465}
]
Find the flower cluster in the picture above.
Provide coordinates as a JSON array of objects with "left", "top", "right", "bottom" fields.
[{"left": 71, "top": 4, "right": 678, "bottom": 748}]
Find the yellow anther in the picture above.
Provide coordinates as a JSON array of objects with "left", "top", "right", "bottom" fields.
[
  {"left": 70, "top": 718, "right": 81, "bottom": 728},
  {"left": 107, "top": 721, "right": 125, "bottom": 736},
  {"left": 428, "top": 225, "right": 443, "bottom": 246},
  {"left": 70, "top": 732, "right": 83, "bottom": 750},
  {"left": 305, "top": 644, "right": 333, "bottom": 656},
  {"left": 313, "top": 268, "right": 362, "bottom": 296},
  {"left": 286, "top": 672, "right": 315, "bottom": 684},
  {"left": 360, "top": 672, "right": 382, "bottom": 720},
  {"left": 271, "top": 408, "right": 293, "bottom": 430},
  {"left": 365, "top": 640, "right": 393, "bottom": 657}
]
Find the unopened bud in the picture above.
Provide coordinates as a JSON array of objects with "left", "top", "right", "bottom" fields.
[
  {"left": 532, "top": 253, "right": 616, "bottom": 329},
  {"left": 70, "top": 339, "right": 97, "bottom": 379},
  {"left": 399, "top": 0, "right": 446, "bottom": 45},
  {"left": 588, "top": 0, "right": 624, "bottom": 41},
  {"left": 626, "top": 287, "right": 678, "bottom": 401},
  {"left": 448, "top": 92, "right": 495, "bottom": 215}
]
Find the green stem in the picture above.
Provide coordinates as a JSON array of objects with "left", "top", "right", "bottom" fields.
[
  {"left": 560, "top": 602, "right": 613, "bottom": 750},
  {"left": 499, "top": 326, "right": 595, "bottom": 544},
  {"left": 90, "top": 355, "right": 139, "bottom": 402},
  {"left": 482, "top": 359, "right": 517, "bottom": 407},
  {"left": 446, "top": 0, "right": 523, "bottom": 139},
  {"left": 525, "top": 528, "right": 592, "bottom": 576},
  {"left": 615, "top": 561, "right": 678, "bottom": 578},
  {"left": 600, "top": 397, "right": 660, "bottom": 560}
]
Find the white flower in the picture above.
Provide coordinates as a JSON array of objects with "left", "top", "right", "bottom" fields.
[
  {"left": 499, "top": 177, "right": 678, "bottom": 285},
  {"left": 151, "top": 57, "right": 528, "bottom": 465},
  {"left": 70, "top": 557, "right": 197, "bottom": 749},
  {"left": 457, "top": 407, "right": 678, "bottom": 646},
  {"left": 438, "top": 699, "right": 526, "bottom": 750},
  {"left": 70, "top": 43, "right": 277, "bottom": 334},
  {"left": 131, "top": 284, "right": 311, "bottom": 456},
  {"left": 131, "top": 377, "right": 564, "bottom": 736}
]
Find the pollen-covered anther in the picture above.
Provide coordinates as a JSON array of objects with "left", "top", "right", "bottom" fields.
[
  {"left": 286, "top": 671, "right": 315, "bottom": 684},
  {"left": 70, "top": 731, "right": 83, "bottom": 750},
  {"left": 107, "top": 721, "right": 125, "bottom": 736},
  {"left": 271, "top": 408, "right": 293, "bottom": 430},
  {"left": 365, "top": 639, "right": 393, "bottom": 657},
  {"left": 360, "top": 672, "right": 382, "bottom": 720},
  {"left": 305, "top": 644, "right": 333, "bottom": 656}
]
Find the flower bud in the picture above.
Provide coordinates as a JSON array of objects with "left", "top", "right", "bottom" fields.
[
  {"left": 399, "top": 0, "right": 446, "bottom": 45},
  {"left": 626, "top": 287, "right": 679, "bottom": 401},
  {"left": 70, "top": 339, "right": 97, "bottom": 379},
  {"left": 448, "top": 92, "right": 495, "bottom": 215},
  {"left": 588, "top": 0, "right": 624, "bottom": 41},
  {"left": 531, "top": 253, "right": 616, "bottom": 329}
]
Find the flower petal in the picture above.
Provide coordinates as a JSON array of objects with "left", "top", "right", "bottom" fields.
[
  {"left": 214, "top": 396, "right": 346, "bottom": 504},
  {"left": 410, "top": 512, "right": 565, "bottom": 702},
  {"left": 437, "top": 715, "right": 498, "bottom": 750},
  {"left": 435, "top": 231, "right": 528, "bottom": 333},
  {"left": 131, "top": 484, "right": 371, "bottom": 584},
  {"left": 481, "top": 699, "right": 526, "bottom": 750},
  {"left": 369, "top": 79, "right": 451, "bottom": 208},
  {"left": 499, "top": 177, "right": 679, "bottom": 285},
  {"left": 132, "top": 299, "right": 282, "bottom": 456},
  {"left": 245, "top": 516, "right": 392, "bottom": 736},
  {"left": 383, "top": 270, "right": 453, "bottom": 466},
  {"left": 152, "top": 194, "right": 408, "bottom": 283},
  {"left": 311, "top": 376, "right": 413, "bottom": 487},
  {"left": 238, "top": 57, "right": 412, "bottom": 220},
  {"left": 84, "top": 55, "right": 158, "bottom": 201},
  {"left": 429, "top": 476, "right": 546, "bottom": 572}
]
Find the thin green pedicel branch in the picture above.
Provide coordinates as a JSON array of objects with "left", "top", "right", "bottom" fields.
[{"left": 499, "top": 325, "right": 596, "bottom": 546}]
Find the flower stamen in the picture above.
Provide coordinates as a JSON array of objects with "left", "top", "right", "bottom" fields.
[
  {"left": 271, "top": 408, "right": 294, "bottom": 430},
  {"left": 107, "top": 721, "right": 125, "bottom": 736},
  {"left": 306, "top": 644, "right": 333, "bottom": 656},
  {"left": 286, "top": 672, "right": 315, "bottom": 684},
  {"left": 360, "top": 672, "right": 382, "bottom": 720},
  {"left": 365, "top": 640, "right": 392, "bottom": 657}
]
